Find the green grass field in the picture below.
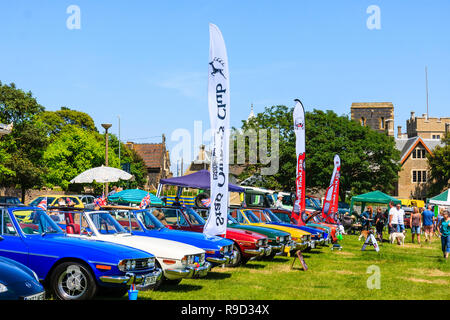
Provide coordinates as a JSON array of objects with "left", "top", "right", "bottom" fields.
[{"left": 129, "top": 233, "right": 450, "bottom": 300}]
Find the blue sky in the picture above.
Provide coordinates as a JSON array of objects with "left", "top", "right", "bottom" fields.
[{"left": 1, "top": 1, "right": 449, "bottom": 174}]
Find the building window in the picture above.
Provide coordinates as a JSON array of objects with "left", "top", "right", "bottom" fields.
[
  {"left": 412, "top": 147, "right": 426, "bottom": 159},
  {"left": 380, "top": 117, "right": 385, "bottom": 129},
  {"left": 432, "top": 135, "right": 440, "bottom": 140},
  {"left": 361, "top": 117, "right": 365, "bottom": 126},
  {"left": 412, "top": 170, "right": 427, "bottom": 183}
]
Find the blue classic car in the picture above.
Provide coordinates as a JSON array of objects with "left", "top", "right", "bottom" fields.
[
  {"left": 105, "top": 206, "right": 237, "bottom": 268},
  {"left": 0, "top": 206, "right": 162, "bottom": 300},
  {"left": 0, "top": 256, "right": 45, "bottom": 300}
]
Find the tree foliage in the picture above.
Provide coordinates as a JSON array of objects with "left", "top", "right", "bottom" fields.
[
  {"left": 239, "top": 105, "right": 402, "bottom": 201},
  {"left": 426, "top": 133, "right": 450, "bottom": 196},
  {"left": 38, "top": 107, "right": 97, "bottom": 137},
  {"left": 0, "top": 82, "right": 48, "bottom": 201}
]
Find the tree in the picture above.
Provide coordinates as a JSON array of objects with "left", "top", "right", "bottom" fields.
[
  {"left": 426, "top": 133, "right": 450, "bottom": 196},
  {"left": 43, "top": 125, "right": 119, "bottom": 191},
  {"left": 38, "top": 107, "right": 97, "bottom": 137},
  {"left": 0, "top": 82, "right": 48, "bottom": 202},
  {"left": 239, "top": 105, "right": 402, "bottom": 201}
]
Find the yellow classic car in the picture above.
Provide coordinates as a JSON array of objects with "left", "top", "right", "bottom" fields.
[
  {"left": 28, "top": 195, "right": 84, "bottom": 209},
  {"left": 230, "top": 208, "right": 312, "bottom": 251}
]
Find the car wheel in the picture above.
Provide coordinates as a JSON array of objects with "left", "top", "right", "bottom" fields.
[
  {"left": 51, "top": 262, "right": 97, "bottom": 300},
  {"left": 224, "top": 244, "right": 242, "bottom": 267}
]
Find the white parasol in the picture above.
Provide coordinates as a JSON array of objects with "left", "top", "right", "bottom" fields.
[{"left": 70, "top": 165, "right": 133, "bottom": 184}]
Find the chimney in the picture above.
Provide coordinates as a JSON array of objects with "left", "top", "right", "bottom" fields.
[
  {"left": 411, "top": 111, "right": 415, "bottom": 120},
  {"left": 397, "top": 126, "right": 402, "bottom": 138},
  {"left": 385, "top": 119, "right": 394, "bottom": 137}
]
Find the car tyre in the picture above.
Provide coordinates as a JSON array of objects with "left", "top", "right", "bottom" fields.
[{"left": 51, "top": 261, "right": 97, "bottom": 300}]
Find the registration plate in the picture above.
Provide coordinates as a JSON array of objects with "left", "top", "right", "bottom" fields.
[
  {"left": 24, "top": 292, "right": 45, "bottom": 300},
  {"left": 143, "top": 275, "right": 157, "bottom": 286}
]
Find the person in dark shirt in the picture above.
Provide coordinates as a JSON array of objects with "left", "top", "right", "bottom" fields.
[
  {"left": 374, "top": 207, "right": 385, "bottom": 241},
  {"left": 172, "top": 196, "right": 182, "bottom": 207},
  {"left": 361, "top": 206, "right": 374, "bottom": 231}
]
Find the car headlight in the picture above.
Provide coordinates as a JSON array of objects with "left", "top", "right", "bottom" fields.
[
  {"left": 181, "top": 256, "right": 188, "bottom": 267},
  {"left": 0, "top": 283, "right": 8, "bottom": 293},
  {"left": 147, "top": 257, "right": 155, "bottom": 269},
  {"left": 257, "top": 239, "right": 266, "bottom": 247}
]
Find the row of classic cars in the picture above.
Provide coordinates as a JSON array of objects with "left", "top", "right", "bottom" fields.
[{"left": 0, "top": 194, "right": 342, "bottom": 300}]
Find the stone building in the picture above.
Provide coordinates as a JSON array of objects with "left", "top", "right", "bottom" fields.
[
  {"left": 351, "top": 102, "right": 448, "bottom": 200},
  {"left": 351, "top": 102, "right": 394, "bottom": 134},
  {"left": 125, "top": 135, "right": 172, "bottom": 191},
  {"left": 406, "top": 112, "right": 450, "bottom": 140}
]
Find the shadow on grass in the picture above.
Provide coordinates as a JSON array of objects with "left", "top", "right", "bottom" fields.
[
  {"left": 201, "top": 271, "right": 232, "bottom": 280},
  {"left": 241, "top": 262, "right": 266, "bottom": 270},
  {"left": 157, "top": 283, "right": 203, "bottom": 293}
]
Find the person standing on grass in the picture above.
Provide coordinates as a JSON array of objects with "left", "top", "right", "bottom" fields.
[
  {"left": 388, "top": 201, "right": 398, "bottom": 234},
  {"left": 375, "top": 207, "right": 385, "bottom": 241},
  {"left": 423, "top": 205, "right": 435, "bottom": 243},
  {"left": 361, "top": 206, "right": 374, "bottom": 231},
  {"left": 437, "top": 210, "right": 450, "bottom": 260},
  {"left": 396, "top": 203, "right": 405, "bottom": 233},
  {"left": 410, "top": 206, "right": 422, "bottom": 244}
]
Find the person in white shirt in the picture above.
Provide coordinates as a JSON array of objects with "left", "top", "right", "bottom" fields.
[
  {"left": 396, "top": 203, "right": 405, "bottom": 233},
  {"left": 275, "top": 195, "right": 284, "bottom": 209},
  {"left": 388, "top": 201, "right": 399, "bottom": 234}
]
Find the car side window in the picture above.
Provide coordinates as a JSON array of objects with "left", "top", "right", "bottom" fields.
[
  {"left": 177, "top": 211, "right": 189, "bottom": 226},
  {"left": 1, "top": 210, "right": 18, "bottom": 236}
]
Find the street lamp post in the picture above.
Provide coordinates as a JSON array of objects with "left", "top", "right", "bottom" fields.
[{"left": 101, "top": 123, "right": 112, "bottom": 195}]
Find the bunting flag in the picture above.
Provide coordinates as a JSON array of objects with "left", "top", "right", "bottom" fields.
[
  {"left": 291, "top": 99, "right": 306, "bottom": 225},
  {"left": 94, "top": 193, "right": 107, "bottom": 207},
  {"left": 37, "top": 197, "right": 47, "bottom": 211},
  {"left": 203, "top": 23, "right": 230, "bottom": 237},
  {"left": 321, "top": 155, "right": 341, "bottom": 224},
  {"left": 140, "top": 192, "right": 151, "bottom": 209}
]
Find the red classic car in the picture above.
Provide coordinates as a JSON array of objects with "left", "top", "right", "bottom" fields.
[{"left": 150, "top": 206, "right": 272, "bottom": 267}]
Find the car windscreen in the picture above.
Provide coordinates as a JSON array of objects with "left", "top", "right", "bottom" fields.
[
  {"left": 0, "top": 197, "right": 21, "bottom": 205},
  {"left": 181, "top": 207, "right": 206, "bottom": 225},
  {"left": 136, "top": 209, "right": 165, "bottom": 230},
  {"left": 30, "top": 197, "right": 56, "bottom": 206},
  {"left": 89, "top": 212, "right": 128, "bottom": 234},
  {"left": 243, "top": 210, "right": 262, "bottom": 223},
  {"left": 227, "top": 213, "right": 239, "bottom": 225},
  {"left": 265, "top": 209, "right": 282, "bottom": 222},
  {"left": 12, "top": 209, "right": 63, "bottom": 235},
  {"left": 273, "top": 211, "right": 291, "bottom": 223}
]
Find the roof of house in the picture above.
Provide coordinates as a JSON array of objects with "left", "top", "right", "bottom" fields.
[
  {"left": 129, "top": 143, "right": 165, "bottom": 168},
  {"left": 395, "top": 136, "right": 443, "bottom": 164}
]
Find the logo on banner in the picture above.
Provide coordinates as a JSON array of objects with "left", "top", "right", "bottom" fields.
[
  {"left": 294, "top": 117, "right": 304, "bottom": 129},
  {"left": 209, "top": 57, "right": 227, "bottom": 79}
]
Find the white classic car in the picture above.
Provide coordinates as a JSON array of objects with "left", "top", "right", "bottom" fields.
[{"left": 59, "top": 209, "right": 211, "bottom": 288}]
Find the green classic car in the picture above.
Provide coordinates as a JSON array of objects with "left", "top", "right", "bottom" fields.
[{"left": 228, "top": 208, "right": 296, "bottom": 258}]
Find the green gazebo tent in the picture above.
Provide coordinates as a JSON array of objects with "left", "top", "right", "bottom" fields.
[
  {"left": 428, "top": 189, "right": 450, "bottom": 206},
  {"left": 349, "top": 190, "right": 401, "bottom": 216}
]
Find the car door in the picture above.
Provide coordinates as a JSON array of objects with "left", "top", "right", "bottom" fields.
[{"left": 0, "top": 209, "right": 29, "bottom": 266}]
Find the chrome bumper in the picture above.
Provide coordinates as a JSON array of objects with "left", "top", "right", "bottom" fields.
[
  {"left": 206, "top": 251, "right": 238, "bottom": 265},
  {"left": 99, "top": 268, "right": 162, "bottom": 287},
  {"left": 270, "top": 244, "right": 284, "bottom": 252},
  {"left": 294, "top": 241, "right": 309, "bottom": 251},
  {"left": 165, "top": 262, "right": 212, "bottom": 279},
  {"left": 244, "top": 246, "right": 272, "bottom": 257}
]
